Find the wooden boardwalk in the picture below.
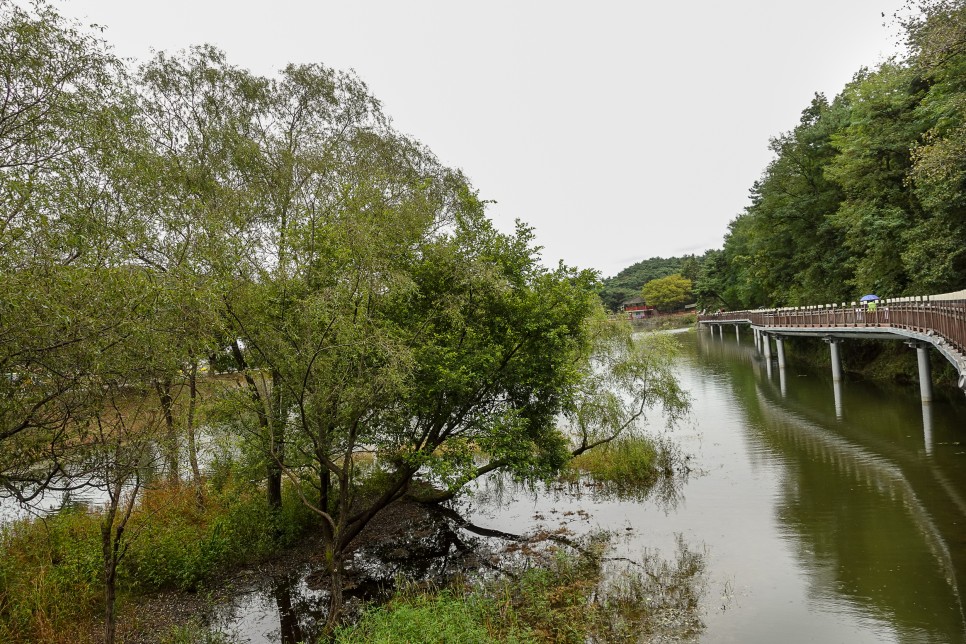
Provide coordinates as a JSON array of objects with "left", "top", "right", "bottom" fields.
[{"left": 698, "top": 296, "right": 966, "bottom": 394}]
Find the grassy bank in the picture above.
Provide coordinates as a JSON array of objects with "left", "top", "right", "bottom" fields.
[{"left": 0, "top": 478, "right": 318, "bottom": 643}]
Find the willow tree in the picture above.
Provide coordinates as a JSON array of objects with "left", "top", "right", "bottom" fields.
[{"left": 0, "top": 0, "right": 142, "bottom": 501}]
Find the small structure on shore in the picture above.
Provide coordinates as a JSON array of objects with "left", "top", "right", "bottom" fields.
[{"left": 622, "top": 296, "right": 655, "bottom": 320}]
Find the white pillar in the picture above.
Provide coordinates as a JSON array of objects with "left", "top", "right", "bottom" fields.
[
  {"left": 826, "top": 338, "right": 842, "bottom": 382},
  {"left": 735, "top": 324, "right": 740, "bottom": 342},
  {"left": 917, "top": 344, "right": 933, "bottom": 402},
  {"left": 775, "top": 337, "right": 786, "bottom": 370}
]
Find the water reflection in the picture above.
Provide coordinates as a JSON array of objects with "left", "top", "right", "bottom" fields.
[
  {"left": 697, "top": 330, "right": 966, "bottom": 642},
  {"left": 833, "top": 379, "right": 843, "bottom": 420}
]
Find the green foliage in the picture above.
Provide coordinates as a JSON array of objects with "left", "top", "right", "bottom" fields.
[
  {"left": 0, "top": 507, "right": 102, "bottom": 643},
  {"left": 672, "top": 0, "right": 966, "bottom": 309},
  {"left": 685, "top": 2, "right": 966, "bottom": 308},
  {"left": 640, "top": 274, "right": 693, "bottom": 312},
  {"left": 123, "top": 482, "right": 315, "bottom": 592},
  {"left": 0, "top": 0, "right": 685, "bottom": 636},
  {"left": 335, "top": 592, "right": 505, "bottom": 644}
]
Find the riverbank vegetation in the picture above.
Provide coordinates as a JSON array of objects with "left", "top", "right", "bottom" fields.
[
  {"left": 335, "top": 532, "right": 706, "bottom": 644},
  {"left": 0, "top": 1, "right": 696, "bottom": 641}
]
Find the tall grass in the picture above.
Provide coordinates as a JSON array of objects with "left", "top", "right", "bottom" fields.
[{"left": 0, "top": 477, "right": 317, "bottom": 643}]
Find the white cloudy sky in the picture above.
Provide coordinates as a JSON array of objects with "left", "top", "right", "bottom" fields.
[{"left": 60, "top": 0, "right": 907, "bottom": 277}]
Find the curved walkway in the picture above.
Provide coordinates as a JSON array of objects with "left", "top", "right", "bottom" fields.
[{"left": 698, "top": 297, "right": 966, "bottom": 392}]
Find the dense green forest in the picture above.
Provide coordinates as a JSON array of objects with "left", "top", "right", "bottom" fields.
[
  {"left": 605, "top": 3, "right": 966, "bottom": 313},
  {"left": 690, "top": 1, "right": 966, "bottom": 310}
]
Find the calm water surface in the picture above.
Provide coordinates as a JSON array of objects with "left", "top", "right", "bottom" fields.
[{"left": 467, "top": 328, "right": 966, "bottom": 643}]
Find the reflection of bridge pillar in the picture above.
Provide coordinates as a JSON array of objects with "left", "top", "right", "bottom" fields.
[
  {"left": 779, "top": 363, "right": 787, "bottom": 397},
  {"left": 734, "top": 324, "right": 740, "bottom": 342},
  {"left": 825, "top": 337, "right": 843, "bottom": 382},
  {"left": 833, "top": 379, "right": 843, "bottom": 419},
  {"left": 775, "top": 336, "right": 786, "bottom": 370},
  {"left": 922, "top": 402, "right": 934, "bottom": 456},
  {"left": 906, "top": 341, "right": 933, "bottom": 402}
]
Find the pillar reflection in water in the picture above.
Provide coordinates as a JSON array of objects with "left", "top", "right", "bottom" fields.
[
  {"left": 833, "top": 379, "right": 843, "bottom": 420},
  {"left": 779, "top": 365, "right": 787, "bottom": 398},
  {"left": 922, "top": 402, "right": 934, "bottom": 456}
]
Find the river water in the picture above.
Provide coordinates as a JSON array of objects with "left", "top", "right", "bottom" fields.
[
  {"left": 457, "top": 327, "right": 966, "bottom": 643},
  {"left": 116, "top": 327, "right": 966, "bottom": 642}
]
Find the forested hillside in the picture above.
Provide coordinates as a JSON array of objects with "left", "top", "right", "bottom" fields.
[
  {"left": 692, "top": 1, "right": 966, "bottom": 310},
  {"left": 599, "top": 255, "right": 701, "bottom": 310}
]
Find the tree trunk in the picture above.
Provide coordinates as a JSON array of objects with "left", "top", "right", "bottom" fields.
[
  {"left": 185, "top": 362, "right": 204, "bottom": 505},
  {"left": 103, "top": 568, "right": 116, "bottom": 644},
  {"left": 154, "top": 378, "right": 180, "bottom": 484},
  {"left": 101, "top": 521, "right": 118, "bottom": 644},
  {"left": 230, "top": 341, "right": 283, "bottom": 510},
  {"left": 267, "top": 462, "right": 283, "bottom": 509},
  {"left": 267, "top": 369, "right": 284, "bottom": 510},
  {"left": 325, "top": 542, "right": 344, "bottom": 632}
]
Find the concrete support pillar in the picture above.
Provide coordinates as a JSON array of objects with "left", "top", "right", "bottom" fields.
[
  {"left": 825, "top": 337, "right": 843, "bottom": 382},
  {"left": 735, "top": 324, "right": 740, "bottom": 342},
  {"left": 918, "top": 346, "right": 933, "bottom": 403},
  {"left": 775, "top": 337, "right": 786, "bottom": 370},
  {"left": 762, "top": 333, "right": 773, "bottom": 379},
  {"left": 907, "top": 342, "right": 933, "bottom": 402}
]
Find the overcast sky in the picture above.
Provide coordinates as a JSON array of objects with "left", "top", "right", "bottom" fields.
[{"left": 60, "top": 0, "right": 907, "bottom": 277}]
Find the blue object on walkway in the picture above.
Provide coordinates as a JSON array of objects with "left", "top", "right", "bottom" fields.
[{"left": 860, "top": 294, "right": 880, "bottom": 302}]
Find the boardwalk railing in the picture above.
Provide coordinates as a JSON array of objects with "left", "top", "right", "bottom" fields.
[{"left": 698, "top": 299, "right": 966, "bottom": 358}]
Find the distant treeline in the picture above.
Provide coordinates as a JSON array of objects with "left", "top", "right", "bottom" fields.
[{"left": 608, "top": 2, "right": 966, "bottom": 313}]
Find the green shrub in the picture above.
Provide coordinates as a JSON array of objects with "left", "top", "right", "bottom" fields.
[
  {"left": 566, "top": 436, "right": 659, "bottom": 488},
  {"left": 0, "top": 508, "right": 102, "bottom": 643},
  {"left": 336, "top": 591, "right": 504, "bottom": 644}
]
